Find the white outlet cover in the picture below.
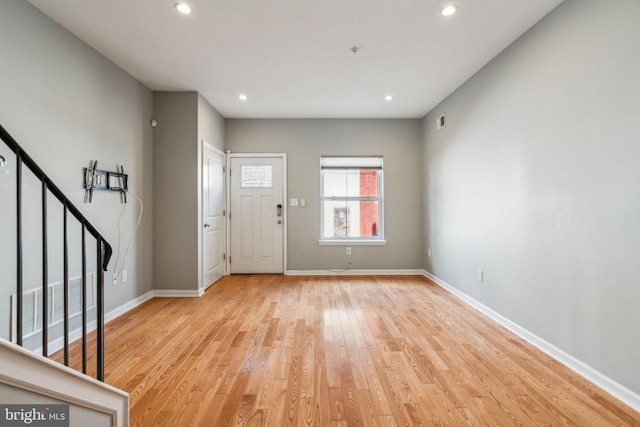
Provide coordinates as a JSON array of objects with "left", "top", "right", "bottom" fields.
[{"left": 290, "top": 198, "right": 299, "bottom": 207}]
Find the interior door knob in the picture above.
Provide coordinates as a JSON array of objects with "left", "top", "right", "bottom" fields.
[
  {"left": 204, "top": 223, "right": 210, "bottom": 228},
  {"left": 277, "top": 220, "right": 282, "bottom": 224}
]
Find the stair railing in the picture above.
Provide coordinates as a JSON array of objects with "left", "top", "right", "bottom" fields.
[{"left": 1, "top": 124, "right": 112, "bottom": 381}]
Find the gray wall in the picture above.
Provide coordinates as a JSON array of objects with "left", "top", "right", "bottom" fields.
[
  {"left": 153, "top": 92, "right": 198, "bottom": 291},
  {"left": 422, "top": 0, "right": 640, "bottom": 393},
  {"left": 197, "top": 94, "right": 226, "bottom": 153},
  {"left": 0, "top": 1, "right": 154, "bottom": 342},
  {"left": 153, "top": 92, "right": 225, "bottom": 291},
  {"left": 227, "top": 119, "right": 423, "bottom": 271}
]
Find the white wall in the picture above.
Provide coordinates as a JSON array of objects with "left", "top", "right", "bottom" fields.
[
  {"left": 227, "top": 119, "right": 423, "bottom": 271},
  {"left": 422, "top": 0, "right": 640, "bottom": 394},
  {"left": 0, "top": 1, "right": 154, "bottom": 343}
]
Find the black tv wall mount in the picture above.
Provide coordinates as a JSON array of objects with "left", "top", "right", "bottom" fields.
[{"left": 84, "top": 160, "right": 128, "bottom": 203}]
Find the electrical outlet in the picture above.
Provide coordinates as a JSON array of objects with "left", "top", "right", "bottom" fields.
[
  {"left": 346, "top": 247, "right": 352, "bottom": 255},
  {"left": 122, "top": 270, "right": 128, "bottom": 283},
  {"left": 477, "top": 269, "right": 484, "bottom": 283},
  {"left": 112, "top": 273, "right": 118, "bottom": 285}
]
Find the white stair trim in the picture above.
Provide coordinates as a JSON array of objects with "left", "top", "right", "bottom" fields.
[{"left": 0, "top": 338, "right": 129, "bottom": 426}]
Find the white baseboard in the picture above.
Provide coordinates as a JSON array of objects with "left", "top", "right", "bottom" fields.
[
  {"left": 422, "top": 270, "right": 640, "bottom": 413},
  {"left": 44, "top": 320, "right": 97, "bottom": 357},
  {"left": 106, "top": 291, "right": 155, "bottom": 323},
  {"left": 152, "top": 288, "right": 204, "bottom": 297},
  {"left": 43, "top": 291, "right": 155, "bottom": 356},
  {"left": 286, "top": 269, "right": 425, "bottom": 276},
  {"left": 43, "top": 288, "right": 202, "bottom": 356}
]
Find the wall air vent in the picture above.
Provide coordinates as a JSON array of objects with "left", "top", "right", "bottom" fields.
[
  {"left": 10, "top": 273, "right": 96, "bottom": 342},
  {"left": 436, "top": 113, "right": 446, "bottom": 131}
]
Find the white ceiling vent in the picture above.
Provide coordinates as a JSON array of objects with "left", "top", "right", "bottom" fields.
[{"left": 436, "top": 113, "right": 446, "bottom": 131}]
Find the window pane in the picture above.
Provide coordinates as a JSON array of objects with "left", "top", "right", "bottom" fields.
[
  {"left": 357, "top": 170, "right": 379, "bottom": 197},
  {"left": 322, "top": 200, "right": 347, "bottom": 238},
  {"left": 322, "top": 200, "right": 379, "bottom": 238},
  {"left": 241, "top": 165, "right": 273, "bottom": 188},
  {"left": 323, "top": 170, "right": 347, "bottom": 197},
  {"left": 358, "top": 200, "right": 380, "bottom": 237},
  {"left": 333, "top": 206, "right": 349, "bottom": 237},
  {"left": 322, "top": 169, "right": 379, "bottom": 198},
  {"left": 345, "top": 170, "right": 361, "bottom": 197}
]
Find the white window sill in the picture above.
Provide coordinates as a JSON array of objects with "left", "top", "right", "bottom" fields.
[{"left": 318, "top": 240, "right": 387, "bottom": 246}]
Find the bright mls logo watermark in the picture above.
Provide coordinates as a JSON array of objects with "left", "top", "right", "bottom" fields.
[{"left": 0, "top": 405, "right": 69, "bottom": 427}]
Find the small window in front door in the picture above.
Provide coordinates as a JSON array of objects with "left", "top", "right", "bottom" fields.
[{"left": 241, "top": 165, "right": 273, "bottom": 188}]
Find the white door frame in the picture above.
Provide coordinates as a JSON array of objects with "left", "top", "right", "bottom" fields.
[
  {"left": 199, "top": 141, "right": 227, "bottom": 293},
  {"left": 225, "top": 153, "right": 288, "bottom": 274}
]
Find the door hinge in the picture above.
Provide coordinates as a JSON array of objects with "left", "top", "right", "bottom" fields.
[
  {"left": 223, "top": 166, "right": 226, "bottom": 173},
  {"left": 229, "top": 256, "right": 231, "bottom": 264},
  {"left": 223, "top": 253, "right": 226, "bottom": 260},
  {"left": 223, "top": 209, "right": 226, "bottom": 217}
]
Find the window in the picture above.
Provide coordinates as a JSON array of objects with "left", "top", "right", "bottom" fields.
[
  {"left": 241, "top": 164, "right": 273, "bottom": 188},
  {"left": 320, "top": 156, "right": 384, "bottom": 243}
]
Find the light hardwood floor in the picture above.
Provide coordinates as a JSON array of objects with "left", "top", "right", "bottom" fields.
[{"left": 56, "top": 275, "right": 640, "bottom": 426}]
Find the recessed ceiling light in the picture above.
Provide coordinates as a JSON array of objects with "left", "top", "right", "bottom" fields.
[
  {"left": 385, "top": 95, "right": 393, "bottom": 101},
  {"left": 441, "top": 5, "right": 457, "bottom": 16},
  {"left": 238, "top": 94, "right": 248, "bottom": 101},
  {"left": 175, "top": 3, "right": 191, "bottom": 14}
]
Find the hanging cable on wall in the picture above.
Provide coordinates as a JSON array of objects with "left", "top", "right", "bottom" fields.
[
  {"left": 82, "top": 160, "right": 142, "bottom": 282},
  {"left": 112, "top": 190, "right": 144, "bottom": 283}
]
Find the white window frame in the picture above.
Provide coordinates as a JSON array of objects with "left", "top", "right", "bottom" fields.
[{"left": 318, "top": 156, "right": 386, "bottom": 245}]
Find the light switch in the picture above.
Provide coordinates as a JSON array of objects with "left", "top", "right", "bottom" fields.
[
  {"left": 290, "top": 198, "right": 299, "bottom": 207},
  {"left": 300, "top": 199, "right": 306, "bottom": 207}
]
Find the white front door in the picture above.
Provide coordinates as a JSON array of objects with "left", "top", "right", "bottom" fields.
[
  {"left": 230, "top": 156, "right": 285, "bottom": 274},
  {"left": 202, "top": 144, "right": 225, "bottom": 288}
]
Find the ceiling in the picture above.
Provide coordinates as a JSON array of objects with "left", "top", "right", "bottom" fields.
[{"left": 27, "top": 0, "right": 563, "bottom": 119}]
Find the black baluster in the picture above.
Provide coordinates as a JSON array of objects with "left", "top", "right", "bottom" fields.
[
  {"left": 63, "top": 205, "right": 69, "bottom": 366},
  {"left": 82, "top": 224, "right": 87, "bottom": 375},
  {"left": 97, "top": 238, "right": 105, "bottom": 381},
  {"left": 16, "top": 152, "right": 23, "bottom": 346},
  {"left": 42, "top": 181, "right": 48, "bottom": 357}
]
